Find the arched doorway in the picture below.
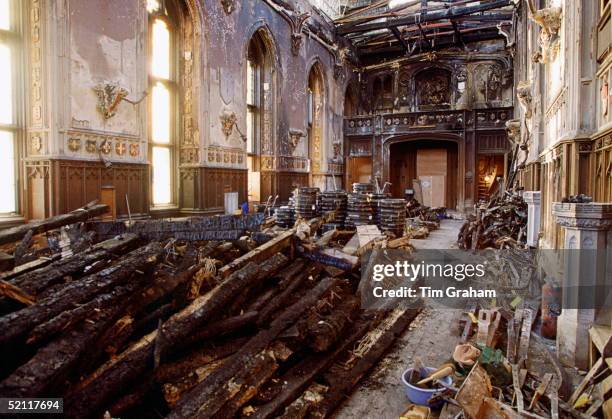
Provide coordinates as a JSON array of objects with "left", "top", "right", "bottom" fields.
[
  {"left": 384, "top": 136, "right": 462, "bottom": 210},
  {"left": 307, "top": 62, "right": 325, "bottom": 189}
]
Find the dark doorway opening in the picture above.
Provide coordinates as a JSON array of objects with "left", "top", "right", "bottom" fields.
[
  {"left": 476, "top": 154, "right": 505, "bottom": 202},
  {"left": 389, "top": 140, "right": 458, "bottom": 209}
]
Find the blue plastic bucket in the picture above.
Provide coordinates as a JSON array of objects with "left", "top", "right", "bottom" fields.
[{"left": 400, "top": 367, "right": 453, "bottom": 406}]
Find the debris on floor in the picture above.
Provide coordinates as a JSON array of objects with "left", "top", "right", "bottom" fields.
[
  {"left": 457, "top": 192, "right": 528, "bottom": 250},
  {"left": 0, "top": 187, "right": 423, "bottom": 418}
]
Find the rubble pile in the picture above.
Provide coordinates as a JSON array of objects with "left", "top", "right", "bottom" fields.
[
  {"left": 410, "top": 297, "right": 578, "bottom": 419},
  {"left": 458, "top": 192, "right": 527, "bottom": 250},
  {"left": 0, "top": 203, "right": 421, "bottom": 419}
]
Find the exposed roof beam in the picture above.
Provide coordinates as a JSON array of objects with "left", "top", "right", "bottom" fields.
[
  {"left": 358, "top": 28, "right": 501, "bottom": 55},
  {"left": 389, "top": 26, "right": 410, "bottom": 54},
  {"left": 336, "top": 0, "right": 512, "bottom": 35},
  {"left": 451, "top": 19, "right": 466, "bottom": 49}
]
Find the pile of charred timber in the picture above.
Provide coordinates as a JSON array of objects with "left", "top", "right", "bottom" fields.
[
  {"left": 0, "top": 203, "right": 421, "bottom": 418},
  {"left": 458, "top": 192, "right": 528, "bottom": 250}
]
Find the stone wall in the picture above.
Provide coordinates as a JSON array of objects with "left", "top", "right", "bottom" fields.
[{"left": 21, "top": 0, "right": 351, "bottom": 219}]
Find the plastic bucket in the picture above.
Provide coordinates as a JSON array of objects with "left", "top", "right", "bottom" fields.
[{"left": 400, "top": 367, "right": 453, "bottom": 406}]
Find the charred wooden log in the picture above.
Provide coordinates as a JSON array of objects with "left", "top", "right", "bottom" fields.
[
  {"left": 89, "top": 213, "right": 265, "bottom": 242},
  {"left": 0, "top": 203, "right": 109, "bottom": 246},
  {"left": 27, "top": 280, "right": 142, "bottom": 345},
  {"left": 219, "top": 230, "right": 295, "bottom": 278},
  {"left": 167, "top": 276, "right": 339, "bottom": 419},
  {"left": 181, "top": 311, "right": 259, "bottom": 348},
  {"left": 257, "top": 262, "right": 319, "bottom": 326},
  {"left": 10, "top": 234, "right": 140, "bottom": 296},
  {"left": 0, "top": 242, "right": 162, "bottom": 346},
  {"left": 249, "top": 320, "right": 372, "bottom": 419},
  {"left": 310, "top": 303, "right": 423, "bottom": 417},
  {"left": 306, "top": 295, "right": 360, "bottom": 352},
  {"left": 64, "top": 254, "right": 288, "bottom": 418},
  {"left": 0, "top": 290, "right": 142, "bottom": 397},
  {"left": 213, "top": 349, "right": 279, "bottom": 418},
  {"left": 158, "top": 253, "right": 287, "bottom": 349},
  {"left": 155, "top": 337, "right": 248, "bottom": 386}
]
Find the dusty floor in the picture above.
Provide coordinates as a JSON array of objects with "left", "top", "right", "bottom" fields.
[{"left": 336, "top": 219, "right": 465, "bottom": 419}]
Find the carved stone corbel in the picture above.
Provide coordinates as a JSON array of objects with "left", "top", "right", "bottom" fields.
[
  {"left": 220, "top": 0, "right": 235, "bottom": 14},
  {"left": 505, "top": 119, "right": 521, "bottom": 147},
  {"left": 516, "top": 81, "right": 533, "bottom": 120},
  {"left": 287, "top": 129, "right": 304, "bottom": 155},
  {"left": 332, "top": 139, "right": 342, "bottom": 161},
  {"left": 333, "top": 48, "right": 350, "bottom": 81},
  {"left": 92, "top": 83, "right": 129, "bottom": 119},
  {"left": 286, "top": 11, "right": 310, "bottom": 56},
  {"left": 219, "top": 109, "right": 237, "bottom": 139},
  {"left": 526, "top": 0, "right": 562, "bottom": 64}
]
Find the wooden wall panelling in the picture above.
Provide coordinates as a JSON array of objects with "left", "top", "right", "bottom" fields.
[
  {"left": 277, "top": 172, "right": 309, "bottom": 202},
  {"left": 200, "top": 168, "right": 247, "bottom": 211},
  {"left": 260, "top": 171, "right": 276, "bottom": 204},
  {"left": 180, "top": 168, "right": 200, "bottom": 211},
  {"left": 52, "top": 160, "right": 148, "bottom": 219},
  {"left": 25, "top": 160, "right": 51, "bottom": 220},
  {"left": 477, "top": 131, "right": 510, "bottom": 153}
]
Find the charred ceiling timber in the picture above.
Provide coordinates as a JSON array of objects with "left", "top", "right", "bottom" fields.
[
  {"left": 359, "top": 28, "right": 503, "bottom": 56},
  {"left": 337, "top": 0, "right": 512, "bottom": 35}
]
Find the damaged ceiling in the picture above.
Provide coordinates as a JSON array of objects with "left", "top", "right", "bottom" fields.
[{"left": 330, "top": 0, "right": 515, "bottom": 62}]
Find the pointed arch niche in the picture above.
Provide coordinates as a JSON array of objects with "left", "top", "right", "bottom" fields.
[
  {"left": 146, "top": 0, "right": 203, "bottom": 212},
  {"left": 307, "top": 61, "right": 326, "bottom": 188},
  {"left": 246, "top": 27, "right": 276, "bottom": 204}
]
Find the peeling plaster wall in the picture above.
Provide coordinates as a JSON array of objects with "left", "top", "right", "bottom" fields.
[
  {"left": 23, "top": 0, "right": 349, "bottom": 218},
  {"left": 68, "top": 0, "right": 141, "bottom": 136},
  {"left": 58, "top": 0, "right": 348, "bottom": 169},
  {"left": 202, "top": 0, "right": 348, "bottom": 171}
]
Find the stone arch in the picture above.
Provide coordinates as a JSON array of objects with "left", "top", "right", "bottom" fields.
[{"left": 306, "top": 59, "right": 327, "bottom": 187}]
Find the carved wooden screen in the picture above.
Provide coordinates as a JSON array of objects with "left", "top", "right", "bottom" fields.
[{"left": 414, "top": 68, "right": 451, "bottom": 110}]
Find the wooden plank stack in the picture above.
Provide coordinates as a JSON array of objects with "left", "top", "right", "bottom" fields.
[{"left": 0, "top": 210, "right": 422, "bottom": 419}]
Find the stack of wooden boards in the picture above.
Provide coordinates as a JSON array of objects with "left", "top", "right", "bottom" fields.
[{"left": 0, "top": 207, "right": 422, "bottom": 418}]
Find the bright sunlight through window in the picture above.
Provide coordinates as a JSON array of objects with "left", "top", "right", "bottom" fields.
[
  {"left": 0, "top": 0, "right": 10, "bottom": 31},
  {"left": 0, "top": 131, "right": 15, "bottom": 213},
  {"left": 152, "top": 147, "right": 171, "bottom": 205},
  {"left": 0, "top": 44, "right": 12, "bottom": 125},
  {"left": 152, "top": 19, "right": 170, "bottom": 80},
  {"left": 152, "top": 82, "right": 170, "bottom": 144}
]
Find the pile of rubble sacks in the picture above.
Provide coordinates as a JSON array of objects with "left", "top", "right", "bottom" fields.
[{"left": 0, "top": 194, "right": 421, "bottom": 419}]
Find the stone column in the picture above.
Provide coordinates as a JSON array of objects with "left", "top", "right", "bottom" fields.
[
  {"left": 553, "top": 203, "right": 612, "bottom": 369},
  {"left": 524, "top": 191, "right": 541, "bottom": 247}
]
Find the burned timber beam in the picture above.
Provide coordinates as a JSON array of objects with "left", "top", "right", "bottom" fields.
[
  {"left": 337, "top": 0, "right": 512, "bottom": 34},
  {"left": 0, "top": 242, "right": 163, "bottom": 346},
  {"left": 0, "top": 204, "right": 109, "bottom": 246},
  {"left": 88, "top": 213, "right": 265, "bottom": 242}
]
